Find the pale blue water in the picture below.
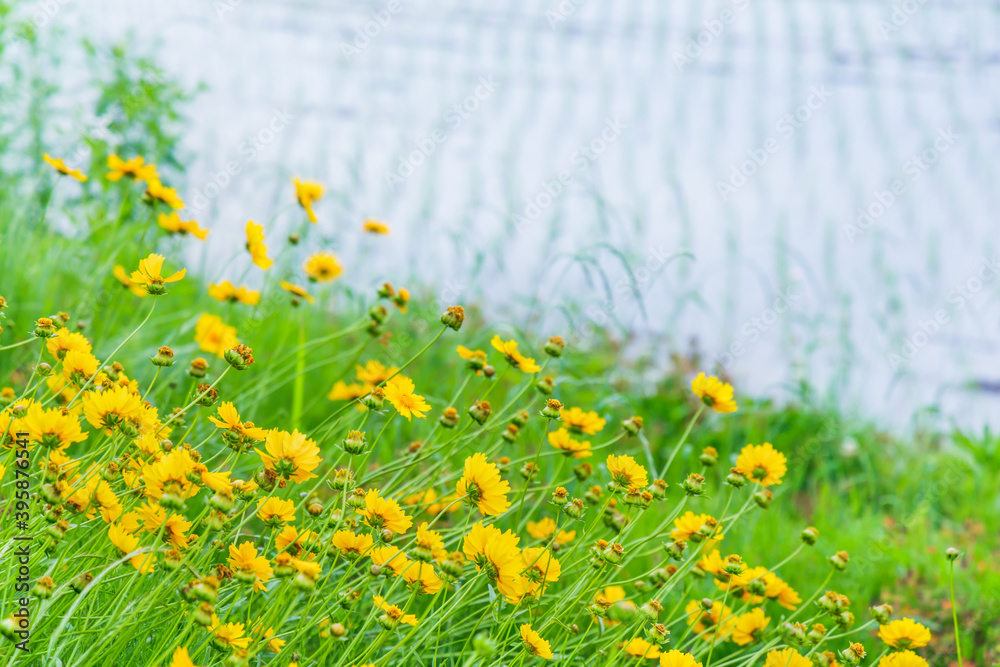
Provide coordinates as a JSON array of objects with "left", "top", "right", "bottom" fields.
[{"left": 19, "top": 0, "right": 1000, "bottom": 430}]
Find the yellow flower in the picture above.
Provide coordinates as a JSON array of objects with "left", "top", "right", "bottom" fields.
[
  {"left": 113, "top": 265, "right": 147, "bottom": 297},
  {"left": 685, "top": 599, "right": 735, "bottom": 637},
  {"left": 606, "top": 454, "right": 648, "bottom": 489},
  {"left": 731, "top": 607, "right": 770, "bottom": 645},
  {"left": 280, "top": 281, "right": 315, "bottom": 304},
  {"left": 690, "top": 372, "right": 738, "bottom": 413},
  {"left": 763, "top": 648, "right": 811, "bottom": 667},
  {"left": 107, "top": 154, "right": 157, "bottom": 183},
  {"left": 878, "top": 651, "right": 929, "bottom": 667},
  {"left": 559, "top": 407, "right": 606, "bottom": 435},
  {"left": 158, "top": 212, "right": 209, "bottom": 240},
  {"left": 520, "top": 624, "right": 553, "bottom": 659},
  {"left": 83, "top": 385, "right": 142, "bottom": 433},
  {"left": 293, "top": 177, "right": 324, "bottom": 223},
  {"left": 43, "top": 154, "right": 87, "bottom": 182},
  {"left": 548, "top": 428, "right": 592, "bottom": 458},
  {"left": 256, "top": 497, "right": 296, "bottom": 525},
  {"left": 327, "top": 381, "right": 367, "bottom": 402},
  {"left": 402, "top": 561, "right": 443, "bottom": 595},
  {"left": 169, "top": 647, "right": 200, "bottom": 667},
  {"left": 195, "top": 313, "right": 239, "bottom": 357},
  {"left": 331, "top": 529, "right": 374, "bottom": 558},
  {"left": 660, "top": 651, "right": 702, "bottom": 667},
  {"left": 622, "top": 637, "right": 660, "bottom": 658},
  {"left": 463, "top": 522, "right": 524, "bottom": 603},
  {"left": 211, "top": 617, "right": 251, "bottom": 650},
  {"left": 130, "top": 254, "right": 186, "bottom": 295},
  {"left": 275, "top": 525, "right": 315, "bottom": 554},
  {"left": 520, "top": 547, "right": 560, "bottom": 598},
  {"left": 46, "top": 327, "right": 92, "bottom": 360},
  {"left": 304, "top": 252, "right": 343, "bottom": 282},
  {"left": 490, "top": 335, "right": 540, "bottom": 373},
  {"left": 21, "top": 403, "right": 87, "bottom": 450},
  {"left": 671, "top": 512, "right": 720, "bottom": 542},
  {"left": 358, "top": 489, "right": 413, "bottom": 534},
  {"left": 763, "top": 572, "right": 801, "bottom": 610},
  {"left": 246, "top": 221, "right": 273, "bottom": 270},
  {"left": 414, "top": 522, "right": 447, "bottom": 561},
  {"left": 526, "top": 517, "right": 576, "bottom": 544},
  {"left": 457, "top": 453, "right": 511, "bottom": 516},
  {"left": 208, "top": 402, "right": 268, "bottom": 441},
  {"left": 142, "top": 448, "right": 199, "bottom": 501},
  {"left": 208, "top": 281, "right": 260, "bottom": 305},
  {"left": 62, "top": 350, "right": 101, "bottom": 385},
  {"left": 145, "top": 179, "right": 185, "bottom": 209},
  {"left": 256, "top": 429, "right": 322, "bottom": 483},
  {"left": 363, "top": 219, "right": 390, "bottom": 234},
  {"left": 370, "top": 545, "right": 412, "bottom": 576},
  {"left": 227, "top": 541, "right": 273, "bottom": 590},
  {"left": 736, "top": 443, "right": 787, "bottom": 487},
  {"left": 383, "top": 376, "right": 430, "bottom": 420},
  {"left": 878, "top": 619, "right": 932, "bottom": 649},
  {"left": 356, "top": 360, "right": 397, "bottom": 385},
  {"left": 372, "top": 595, "right": 417, "bottom": 626}
]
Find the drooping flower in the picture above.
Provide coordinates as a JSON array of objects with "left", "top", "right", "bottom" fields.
[
  {"left": 293, "top": 177, "right": 324, "bottom": 223},
  {"left": 358, "top": 489, "right": 413, "bottom": 534},
  {"left": 113, "top": 265, "right": 147, "bottom": 297},
  {"left": 159, "top": 212, "right": 209, "bottom": 240},
  {"left": 208, "top": 281, "right": 260, "bottom": 305},
  {"left": 690, "top": 372, "right": 738, "bottom": 413},
  {"left": 762, "top": 572, "right": 801, "bottom": 610},
  {"left": 280, "top": 281, "right": 315, "bottom": 304},
  {"left": 402, "top": 562, "right": 443, "bottom": 595},
  {"left": 195, "top": 314, "right": 239, "bottom": 357},
  {"left": 736, "top": 443, "right": 787, "bottom": 487},
  {"left": 559, "top": 407, "right": 606, "bottom": 435},
  {"left": 878, "top": 619, "right": 932, "bottom": 649},
  {"left": 462, "top": 522, "right": 524, "bottom": 603},
  {"left": 363, "top": 219, "right": 390, "bottom": 234},
  {"left": 43, "top": 154, "right": 88, "bottom": 182},
  {"left": 606, "top": 454, "right": 648, "bottom": 489},
  {"left": 145, "top": 179, "right": 185, "bottom": 209},
  {"left": 520, "top": 624, "right": 553, "bottom": 659},
  {"left": 383, "top": 376, "right": 430, "bottom": 420},
  {"left": 256, "top": 429, "right": 322, "bottom": 483},
  {"left": 107, "top": 154, "right": 157, "bottom": 183},
  {"left": 490, "top": 335, "right": 540, "bottom": 373},
  {"left": 370, "top": 545, "right": 412, "bottom": 577},
  {"left": 129, "top": 254, "right": 186, "bottom": 295},
  {"left": 62, "top": 350, "right": 101, "bottom": 385},
  {"left": 548, "top": 428, "right": 592, "bottom": 458},
  {"left": 731, "top": 607, "right": 770, "bottom": 645},
  {"left": 245, "top": 221, "right": 273, "bottom": 270},
  {"left": 304, "top": 252, "right": 342, "bottom": 282},
  {"left": 457, "top": 453, "right": 511, "bottom": 516}
]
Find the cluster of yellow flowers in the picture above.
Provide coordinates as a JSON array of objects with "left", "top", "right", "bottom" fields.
[{"left": 0, "top": 154, "right": 947, "bottom": 666}]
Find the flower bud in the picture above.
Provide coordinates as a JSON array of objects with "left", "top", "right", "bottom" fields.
[
  {"left": 622, "top": 415, "right": 643, "bottom": 436},
  {"left": 869, "top": 603, "right": 893, "bottom": 625},
  {"left": 645, "top": 623, "right": 670, "bottom": 645},
  {"left": 945, "top": 547, "right": 960, "bottom": 561},
  {"left": 346, "top": 488, "right": 366, "bottom": 509},
  {"left": 801, "top": 526, "right": 819, "bottom": 545},
  {"left": 725, "top": 467, "right": 747, "bottom": 488},
  {"left": 224, "top": 344, "right": 255, "bottom": 370},
  {"left": 32, "top": 576, "right": 55, "bottom": 599},
  {"left": 541, "top": 398, "right": 563, "bottom": 419},
  {"left": 482, "top": 364, "right": 495, "bottom": 378},
  {"left": 193, "top": 602, "right": 215, "bottom": 627},
  {"left": 188, "top": 357, "right": 209, "bottom": 378},
  {"left": 562, "top": 498, "right": 586, "bottom": 520},
  {"left": 601, "top": 542, "right": 625, "bottom": 564},
  {"left": 34, "top": 317, "right": 56, "bottom": 338},
  {"left": 543, "top": 336, "right": 565, "bottom": 357},
  {"left": 682, "top": 473, "right": 705, "bottom": 496},
  {"left": 441, "top": 305, "right": 465, "bottom": 331},
  {"left": 37, "top": 362, "right": 53, "bottom": 377},
  {"left": 829, "top": 550, "right": 849, "bottom": 571},
  {"left": 362, "top": 387, "right": 384, "bottom": 410},
  {"left": 70, "top": 571, "right": 94, "bottom": 594},
  {"left": 511, "top": 410, "right": 530, "bottom": 427},
  {"left": 663, "top": 540, "right": 686, "bottom": 561},
  {"left": 781, "top": 621, "right": 807, "bottom": 645},
  {"left": 753, "top": 488, "right": 772, "bottom": 509},
  {"left": 841, "top": 642, "right": 866, "bottom": 665},
  {"left": 573, "top": 462, "right": 593, "bottom": 481},
  {"left": 648, "top": 478, "right": 668, "bottom": 499},
  {"left": 151, "top": 346, "right": 175, "bottom": 367},
  {"left": 468, "top": 400, "right": 491, "bottom": 425},
  {"left": 342, "top": 430, "right": 367, "bottom": 455},
  {"left": 535, "top": 376, "right": 555, "bottom": 395},
  {"left": 550, "top": 487, "right": 569, "bottom": 506},
  {"left": 439, "top": 407, "right": 460, "bottom": 429},
  {"left": 501, "top": 423, "right": 519, "bottom": 442},
  {"left": 639, "top": 599, "right": 663, "bottom": 622},
  {"left": 699, "top": 446, "right": 718, "bottom": 466},
  {"left": 368, "top": 304, "right": 388, "bottom": 324}
]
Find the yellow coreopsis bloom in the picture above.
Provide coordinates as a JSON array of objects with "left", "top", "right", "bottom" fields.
[
  {"left": 763, "top": 572, "right": 801, "bottom": 610},
  {"left": 169, "top": 647, "right": 200, "bottom": 667},
  {"left": 548, "top": 428, "right": 592, "bottom": 458},
  {"left": 763, "top": 648, "right": 811, "bottom": 667},
  {"left": 878, "top": 619, "right": 932, "bottom": 649},
  {"left": 145, "top": 179, "right": 184, "bottom": 209},
  {"left": 457, "top": 453, "right": 511, "bottom": 516},
  {"left": 878, "top": 651, "right": 929, "bottom": 667},
  {"left": 622, "top": 637, "right": 660, "bottom": 659},
  {"left": 245, "top": 221, "right": 273, "bottom": 270},
  {"left": 526, "top": 517, "right": 576, "bottom": 544},
  {"left": 208, "top": 402, "right": 268, "bottom": 442},
  {"left": 304, "top": 252, "right": 342, "bottom": 282},
  {"left": 606, "top": 454, "right": 648, "bottom": 489},
  {"left": 228, "top": 541, "right": 273, "bottom": 590},
  {"left": 280, "top": 281, "right": 315, "bottom": 304},
  {"left": 383, "top": 376, "right": 430, "bottom": 420},
  {"left": 107, "top": 154, "right": 157, "bottom": 182},
  {"left": 660, "top": 651, "right": 702, "bottom": 667},
  {"left": 414, "top": 522, "right": 447, "bottom": 561},
  {"left": 402, "top": 562, "right": 443, "bottom": 595},
  {"left": 363, "top": 219, "right": 390, "bottom": 234},
  {"left": 358, "top": 489, "right": 413, "bottom": 534},
  {"left": 46, "top": 327, "right": 92, "bottom": 360},
  {"left": 43, "top": 154, "right": 88, "bottom": 182},
  {"left": 21, "top": 403, "right": 87, "bottom": 450},
  {"left": 731, "top": 607, "right": 770, "bottom": 645},
  {"left": 257, "top": 497, "right": 296, "bottom": 525},
  {"left": 671, "top": 512, "right": 721, "bottom": 542},
  {"left": 327, "top": 381, "right": 367, "bottom": 402},
  {"left": 356, "top": 360, "right": 397, "bottom": 385},
  {"left": 256, "top": 429, "right": 322, "bottom": 483},
  {"left": 130, "top": 254, "right": 186, "bottom": 295},
  {"left": 113, "top": 265, "right": 148, "bottom": 297},
  {"left": 520, "top": 624, "right": 553, "bottom": 659},
  {"left": 208, "top": 281, "right": 260, "bottom": 305},
  {"left": 559, "top": 406, "right": 606, "bottom": 435},
  {"left": 83, "top": 385, "right": 142, "bottom": 433},
  {"left": 158, "top": 212, "right": 209, "bottom": 240},
  {"left": 372, "top": 595, "right": 417, "bottom": 626},
  {"left": 293, "top": 177, "right": 324, "bottom": 223},
  {"left": 736, "top": 443, "right": 787, "bottom": 487},
  {"left": 490, "top": 335, "right": 540, "bottom": 373},
  {"left": 331, "top": 529, "right": 374, "bottom": 559},
  {"left": 463, "top": 522, "right": 524, "bottom": 603},
  {"left": 370, "top": 545, "right": 412, "bottom": 576},
  {"left": 211, "top": 616, "right": 251, "bottom": 650},
  {"left": 194, "top": 313, "right": 239, "bottom": 357},
  {"left": 520, "top": 547, "right": 560, "bottom": 598},
  {"left": 685, "top": 599, "right": 735, "bottom": 640},
  {"left": 691, "top": 372, "right": 738, "bottom": 413}
]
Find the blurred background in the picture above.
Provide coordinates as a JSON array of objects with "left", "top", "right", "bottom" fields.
[{"left": 9, "top": 0, "right": 1000, "bottom": 429}]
